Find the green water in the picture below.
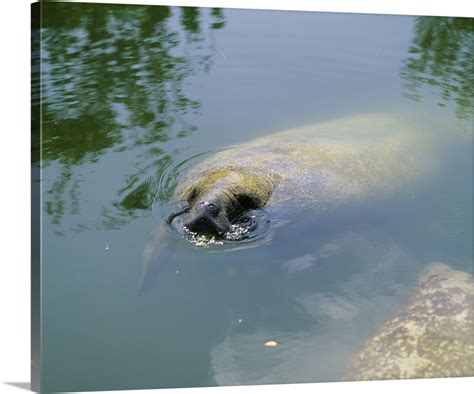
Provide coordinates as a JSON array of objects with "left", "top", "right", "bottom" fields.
[{"left": 34, "top": 3, "right": 473, "bottom": 392}]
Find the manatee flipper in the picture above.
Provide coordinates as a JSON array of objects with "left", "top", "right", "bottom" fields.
[{"left": 138, "top": 227, "right": 175, "bottom": 294}]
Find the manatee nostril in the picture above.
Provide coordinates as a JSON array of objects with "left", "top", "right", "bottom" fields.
[
  {"left": 198, "top": 201, "right": 216, "bottom": 209},
  {"left": 206, "top": 203, "right": 220, "bottom": 218},
  {"left": 196, "top": 201, "right": 220, "bottom": 217}
]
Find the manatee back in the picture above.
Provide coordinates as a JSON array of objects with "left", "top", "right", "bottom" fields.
[
  {"left": 344, "top": 263, "right": 474, "bottom": 380},
  {"left": 177, "top": 114, "right": 435, "bottom": 214}
]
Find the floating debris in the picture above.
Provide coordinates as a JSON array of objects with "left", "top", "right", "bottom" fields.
[
  {"left": 194, "top": 238, "right": 209, "bottom": 247},
  {"left": 185, "top": 231, "right": 224, "bottom": 248},
  {"left": 105, "top": 243, "right": 110, "bottom": 251},
  {"left": 238, "top": 318, "right": 243, "bottom": 323},
  {"left": 264, "top": 340, "right": 278, "bottom": 348},
  {"left": 175, "top": 270, "right": 180, "bottom": 274}
]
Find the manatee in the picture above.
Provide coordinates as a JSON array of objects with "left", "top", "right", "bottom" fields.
[
  {"left": 344, "top": 262, "right": 474, "bottom": 380},
  {"left": 171, "top": 113, "right": 435, "bottom": 238},
  {"left": 139, "top": 113, "right": 436, "bottom": 290}
]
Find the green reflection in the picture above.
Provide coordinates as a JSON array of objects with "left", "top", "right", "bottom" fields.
[
  {"left": 401, "top": 17, "right": 473, "bottom": 120},
  {"left": 39, "top": 3, "right": 225, "bottom": 230}
]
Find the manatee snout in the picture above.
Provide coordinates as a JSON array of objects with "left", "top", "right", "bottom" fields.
[
  {"left": 183, "top": 199, "right": 231, "bottom": 236},
  {"left": 178, "top": 168, "right": 275, "bottom": 238}
]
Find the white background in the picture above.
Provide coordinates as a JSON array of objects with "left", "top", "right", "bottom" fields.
[{"left": 0, "top": 1, "right": 472, "bottom": 393}]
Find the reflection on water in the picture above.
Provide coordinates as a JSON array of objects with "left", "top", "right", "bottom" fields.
[
  {"left": 36, "top": 3, "right": 473, "bottom": 393},
  {"left": 39, "top": 2, "right": 225, "bottom": 230},
  {"left": 401, "top": 17, "right": 473, "bottom": 119},
  {"left": 39, "top": 10, "right": 473, "bottom": 233}
]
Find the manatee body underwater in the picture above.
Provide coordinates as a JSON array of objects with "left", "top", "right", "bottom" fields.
[
  {"left": 343, "top": 263, "right": 474, "bottom": 380},
  {"left": 139, "top": 113, "right": 436, "bottom": 290},
  {"left": 171, "top": 113, "right": 435, "bottom": 241}
]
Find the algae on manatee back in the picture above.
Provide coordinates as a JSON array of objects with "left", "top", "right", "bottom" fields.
[{"left": 175, "top": 113, "right": 437, "bottom": 218}]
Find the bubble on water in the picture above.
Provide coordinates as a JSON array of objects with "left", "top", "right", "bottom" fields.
[
  {"left": 184, "top": 228, "right": 224, "bottom": 248},
  {"left": 225, "top": 223, "right": 251, "bottom": 240},
  {"left": 176, "top": 209, "right": 270, "bottom": 248}
]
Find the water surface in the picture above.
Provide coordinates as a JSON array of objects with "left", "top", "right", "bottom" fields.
[{"left": 35, "top": 3, "right": 473, "bottom": 392}]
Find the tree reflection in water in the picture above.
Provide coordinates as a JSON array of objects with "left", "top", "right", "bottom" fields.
[
  {"left": 37, "top": 3, "right": 225, "bottom": 232},
  {"left": 38, "top": 8, "right": 472, "bottom": 234},
  {"left": 401, "top": 17, "right": 473, "bottom": 120}
]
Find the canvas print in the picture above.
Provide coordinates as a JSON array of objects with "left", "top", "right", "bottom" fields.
[{"left": 31, "top": 1, "right": 473, "bottom": 392}]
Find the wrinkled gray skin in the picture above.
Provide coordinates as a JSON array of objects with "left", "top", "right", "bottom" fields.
[{"left": 344, "top": 263, "right": 474, "bottom": 380}]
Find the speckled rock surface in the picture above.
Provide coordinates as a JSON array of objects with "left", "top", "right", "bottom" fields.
[{"left": 344, "top": 262, "right": 474, "bottom": 380}]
